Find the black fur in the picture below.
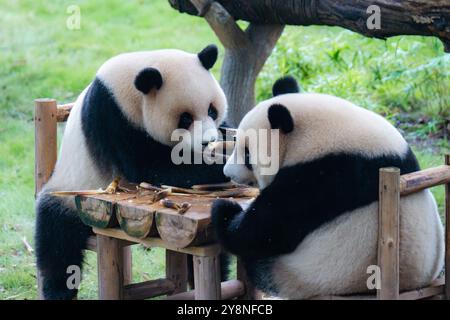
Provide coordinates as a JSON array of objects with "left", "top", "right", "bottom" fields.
[
  {"left": 212, "top": 149, "right": 419, "bottom": 290},
  {"left": 81, "top": 77, "right": 228, "bottom": 187},
  {"left": 37, "top": 76, "right": 229, "bottom": 299},
  {"left": 268, "top": 104, "right": 294, "bottom": 134},
  {"left": 198, "top": 44, "right": 218, "bottom": 70},
  {"left": 272, "top": 76, "right": 300, "bottom": 97},
  {"left": 35, "top": 195, "right": 92, "bottom": 300},
  {"left": 134, "top": 67, "right": 163, "bottom": 94}
]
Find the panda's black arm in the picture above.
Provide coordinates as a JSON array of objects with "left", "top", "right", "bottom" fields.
[{"left": 212, "top": 180, "right": 312, "bottom": 260}]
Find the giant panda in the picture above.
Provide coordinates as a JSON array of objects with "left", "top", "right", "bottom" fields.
[
  {"left": 211, "top": 76, "right": 444, "bottom": 299},
  {"left": 36, "top": 45, "right": 231, "bottom": 300}
]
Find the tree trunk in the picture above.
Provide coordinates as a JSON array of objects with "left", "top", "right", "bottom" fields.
[
  {"left": 169, "top": 0, "right": 450, "bottom": 52},
  {"left": 184, "top": 0, "right": 284, "bottom": 126},
  {"left": 220, "top": 24, "right": 284, "bottom": 126}
]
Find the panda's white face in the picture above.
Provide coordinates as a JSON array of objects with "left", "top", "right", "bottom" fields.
[
  {"left": 224, "top": 102, "right": 291, "bottom": 189},
  {"left": 97, "top": 47, "right": 227, "bottom": 151}
]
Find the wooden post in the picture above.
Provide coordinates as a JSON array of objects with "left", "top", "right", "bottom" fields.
[
  {"left": 377, "top": 168, "right": 400, "bottom": 300},
  {"left": 193, "top": 254, "right": 221, "bottom": 300},
  {"left": 237, "top": 258, "right": 255, "bottom": 299},
  {"left": 123, "top": 246, "right": 132, "bottom": 285},
  {"left": 445, "top": 155, "right": 450, "bottom": 300},
  {"left": 166, "top": 250, "right": 188, "bottom": 295},
  {"left": 34, "top": 98, "right": 57, "bottom": 197},
  {"left": 34, "top": 98, "right": 58, "bottom": 300},
  {"left": 97, "top": 235, "right": 125, "bottom": 300}
]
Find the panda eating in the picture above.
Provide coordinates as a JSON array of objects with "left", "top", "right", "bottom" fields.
[
  {"left": 36, "top": 45, "right": 230, "bottom": 299},
  {"left": 211, "top": 76, "right": 444, "bottom": 299}
]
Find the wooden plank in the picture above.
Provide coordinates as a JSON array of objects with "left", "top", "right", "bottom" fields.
[
  {"left": 116, "top": 195, "right": 157, "bottom": 238},
  {"left": 34, "top": 98, "right": 57, "bottom": 197},
  {"left": 56, "top": 103, "right": 74, "bottom": 122},
  {"left": 75, "top": 193, "right": 136, "bottom": 228},
  {"left": 86, "top": 235, "right": 97, "bottom": 251},
  {"left": 97, "top": 235, "right": 125, "bottom": 300},
  {"left": 93, "top": 228, "right": 221, "bottom": 257},
  {"left": 399, "top": 278, "right": 445, "bottom": 300},
  {"left": 445, "top": 155, "right": 450, "bottom": 300},
  {"left": 123, "top": 278, "right": 175, "bottom": 300},
  {"left": 166, "top": 280, "right": 244, "bottom": 300},
  {"left": 193, "top": 254, "right": 221, "bottom": 300},
  {"left": 377, "top": 167, "right": 400, "bottom": 300},
  {"left": 400, "top": 165, "right": 450, "bottom": 196}
]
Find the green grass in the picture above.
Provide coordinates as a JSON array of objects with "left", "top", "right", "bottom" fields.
[{"left": 0, "top": 0, "right": 448, "bottom": 300}]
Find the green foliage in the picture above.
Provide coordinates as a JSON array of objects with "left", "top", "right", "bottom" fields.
[{"left": 257, "top": 27, "right": 449, "bottom": 130}]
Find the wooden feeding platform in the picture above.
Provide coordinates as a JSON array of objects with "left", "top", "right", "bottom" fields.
[{"left": 74, "top": 183, "right": 256, "bottom": 249}]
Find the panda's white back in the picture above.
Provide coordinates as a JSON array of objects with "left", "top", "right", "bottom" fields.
[{"left": 272, "top": 190, "right": 443, "bottom": 299}]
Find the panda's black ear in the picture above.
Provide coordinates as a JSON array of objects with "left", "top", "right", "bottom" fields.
[
  {"left": 268, "top": 104, "right": 294, "bottom": 134},
  {"left": 272, "top": 76, "right": 300, "bottom": 97},
  {"left": 198, "top": 44, "right": 218, "bottom": 70},
  {"left": 134, "top": 67, "right": 163, "bottom": 94}
]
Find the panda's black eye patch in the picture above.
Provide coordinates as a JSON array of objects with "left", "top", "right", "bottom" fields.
[
  {"left": 208, "top": 104, "right": 218, "bottom": 120},
  {"left": 178, "top": 112, "right": 194, "bottom": 130},
  {"left": 244, "top": 147, "right": 252, "bottom": 170}
]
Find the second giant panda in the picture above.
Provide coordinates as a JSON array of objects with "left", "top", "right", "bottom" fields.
[
  {"left": 212, "top": 77, "right": 444, "bottom": 299},
  {"left": 36, "top": 45, "right": 230, "bottom": 299}
]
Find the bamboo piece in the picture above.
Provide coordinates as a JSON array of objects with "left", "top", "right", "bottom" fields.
[
  {"left": 166, "top": 280, "right": 244, "bottom": 300},
  {"left": 116, "top": 195, "right": 158, "bottom": 238},
  {"left": 193, "top": 254, "right": 221, "bottom": 300},
  {"left": 377, "top": 168, "right": 400, "bottom": 300},
  {"left": 400, "top": 165, "right": 450, "bottom": 196},
  {"left": 75, "top": 193, "right": 136, "bottom": 228},
  {"left": 166, "top": 250, "right": 188, "bottom": 295},
  {"left": 445, "top": 155, "right": 450, "bottom": 300},
  {"left": 97, "top": 235, "right": 125, "bottom": 300},
  {"left": 56, "top": 103, "right": 74, "bottom": 122},
  {"left": 123, "top": 278, "right": 175, "bottom": 300},
  {"left": 35, "top": 99, "right": 57, "bottom": 197}
]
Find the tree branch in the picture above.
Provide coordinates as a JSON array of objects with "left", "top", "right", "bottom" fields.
[
  {"left": 187, "top": 0, "right": 248, "bottom": 48},
  {"left": 170, "top": 0, "right": 450, "bottom": 51}
]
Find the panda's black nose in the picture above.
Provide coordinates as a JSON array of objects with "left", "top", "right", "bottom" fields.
[{"left": 202, "top": 142, "right": 209, "bottom": 147}]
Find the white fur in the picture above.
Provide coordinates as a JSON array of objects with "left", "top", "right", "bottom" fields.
[
  {"left": 272, "top": 190, "right": 444, "bottom": 299},
  {"left": 225, "top": 92, "right": 444, "bottom": 298},
  {"left": 42, "top": 49, "right": 227, "bottom": 207},
  {"left": 41, "top": 87, "right": 112, "bottom": 209},
  {"left": 225, "top": 93, "right": 409, "bottom": 189},
  {"left": 97, "top": 50, "right": 227, "bottom": 147}
]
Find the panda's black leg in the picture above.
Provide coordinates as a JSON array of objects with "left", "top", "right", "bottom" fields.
[{"left": 35, "top": 194, "right": 92, "bottom": 300}]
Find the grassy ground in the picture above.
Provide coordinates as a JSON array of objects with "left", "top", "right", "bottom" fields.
[{"left": 0, "top": 0, "right": 448, "bottom": 299}]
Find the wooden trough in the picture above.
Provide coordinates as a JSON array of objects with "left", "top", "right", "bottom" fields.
[{"left": 75, "top": 186, "right": 255, "bottom": 248}]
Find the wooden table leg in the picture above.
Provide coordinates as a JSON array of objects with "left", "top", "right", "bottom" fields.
[
  {"left": 97, "top": 235, "right": 125, "bottom": 300},
  {"left": 193, "top": 254, "right": 221, "bottom": 300},
  {"left": 166, "top": 250, "right": 188, "bottom": 295},
  {"left": 123, "top": 245, "right": 132, "bottom": 285}
]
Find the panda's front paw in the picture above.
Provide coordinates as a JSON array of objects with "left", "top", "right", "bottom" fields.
[{"left": 211, "top": 199, "right": 243, "bottom": 230}]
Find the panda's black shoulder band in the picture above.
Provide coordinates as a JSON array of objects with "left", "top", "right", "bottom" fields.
[{"left": 272, "top": 76, "right": 300, "bottom": 96}]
